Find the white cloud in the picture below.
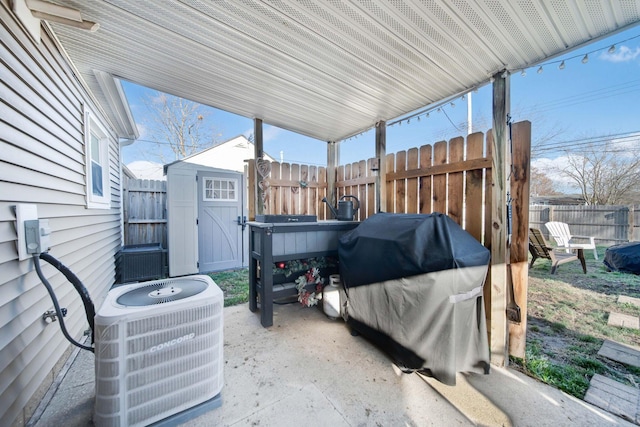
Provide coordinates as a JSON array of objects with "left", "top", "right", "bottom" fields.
[
  {"left": 126, "top": 160, "right": 165, "bottom": 181},
  {"left": 609, "top": 132, "right": 640, "bottom": 156},
  {"left": 600, "top": 45, "right": 640, "bottom": 63},
  {"left": 531, "top": 156, "right": 577, "bottom": 193},
  {"left": 263, "top": 125, "right": 282, "bottom": 142},
  {"left": 241, "top": 124, "right": 283, "bottom": 142}
]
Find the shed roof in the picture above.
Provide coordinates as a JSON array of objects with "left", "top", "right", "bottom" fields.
[
  {"left": 162, "top": 135, "right": 276, "bottom": 174},
  {"left": 47, "top": 1, "right": 640, "bottom": 141}
]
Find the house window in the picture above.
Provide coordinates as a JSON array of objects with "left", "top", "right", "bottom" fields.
[
  {"left": 203, "top": 178, "right": 237, "bottom": 202},
  {"left": 85, "top": 109, "right": 110, "bottom": 209}
]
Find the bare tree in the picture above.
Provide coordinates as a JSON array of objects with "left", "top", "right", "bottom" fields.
[
  {"left": 561, "top": 138, "right": 640, "bottom": 205},
  {"left": 530, "top": 166, "right": 559, "bottom": 196},
  {"left": 143, "top": 92, "right": 219, "bottom": 161}
]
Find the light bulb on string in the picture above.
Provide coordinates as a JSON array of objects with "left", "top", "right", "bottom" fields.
[
  {"left": 537, "top": 66, "right": 543, "bottom": 74},
  {"left": 582, "top": 54, "right": 589, "bottom": 64},
  {"left": 521, "top": 69, "right": 526, "bottom": 77},
  {"left": 450, "top": 102, "right": 455, "bottom": 108},
  {"left": 608, "top": 45, "right": 616, "bottom": 54},
  {"left": 558, "top": 60, "right": 565, "bottom": 70}
]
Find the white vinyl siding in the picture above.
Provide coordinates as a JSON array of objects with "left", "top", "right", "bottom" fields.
[{"left": 0, "top": 9, "right": 121, "bottom": 427}]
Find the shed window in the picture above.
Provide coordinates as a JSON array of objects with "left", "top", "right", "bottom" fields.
[
  {"left": 85, "top": 109, "right": 110, "bottom": 209},
  {"left": 203, "top": 178, "right": 237, "bottom": 201}
]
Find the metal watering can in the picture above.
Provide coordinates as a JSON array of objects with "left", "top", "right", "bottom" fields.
[{"left": 322, "top": 195, "right": 360, "bottom": 221}]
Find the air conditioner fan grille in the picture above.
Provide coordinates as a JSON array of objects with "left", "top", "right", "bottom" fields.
[{"left": 117, "top": 279, "right": 208, "bottom": 306}]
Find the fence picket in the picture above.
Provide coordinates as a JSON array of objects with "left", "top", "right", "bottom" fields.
[
  {"left": 433, "top": 141, "right": 447, "bottom": 214},
  {"left": 419, "top": 144, "right": 432, "bottom": 214},
  {"left": 395, "top": 150, "right": 407, "bottom": 214},
  {"left": 406, "top": 148, "right": 418, "bottom": 214},
  {"left": 448, "top": 137, "right": 464, "bottom": 225},
  {"left": 466, "top": 132, "right": 485, "bottom": 242}
]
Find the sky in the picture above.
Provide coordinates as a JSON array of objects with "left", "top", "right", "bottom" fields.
[{"left": 121, "top": 26, "right": 640, "bottom": 192}]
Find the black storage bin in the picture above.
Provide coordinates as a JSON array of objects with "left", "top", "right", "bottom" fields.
[{"left": 117, "top": 243, "right": 164, "bottom": 283}]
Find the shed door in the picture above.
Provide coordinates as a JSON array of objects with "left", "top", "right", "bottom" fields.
[
  {"left": 197, "top": 171, "right": 244, "bottom": 272},
  {"left": 168, "top": 169, "right": 198, "bottom": 277}
]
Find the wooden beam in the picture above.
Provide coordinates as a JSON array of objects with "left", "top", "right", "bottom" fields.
[
  {"left": 490, "top": 71, "right": 510, "bottom": 367},
  {"left": 509, "top": 121, "right": 532, "bottom": 359},
  {"left": 327, "top": 141, "right": 338, "bottom": 207},
  {"left": 246, "top": 160, "right": 256, "bottom": 220},
  {"left": 254, "top": 118, "right": 264, "bottom": 215},
  {"left": 376, "top": 121, "right": 387, "bottom": 212},
  {"left": 386, "top": 157, "right": 491, "bottom": 181}
]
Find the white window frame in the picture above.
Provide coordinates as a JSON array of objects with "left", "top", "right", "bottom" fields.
[
  {"left": 203, "top": 177, "right": 238, "bottom": 202},
  {"left": 84, "top": 108, "right": 111, "bottom": 209}
]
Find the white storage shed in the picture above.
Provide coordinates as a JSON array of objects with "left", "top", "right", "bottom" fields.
[{"left": 165, "top": 161, "right": 246, "bottom": 277}]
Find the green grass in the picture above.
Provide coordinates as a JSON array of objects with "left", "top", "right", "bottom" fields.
[
  {"left": 208, "top": 269, "right": 249, "bottom": 307},
  {"left": 512, "top": 338, "right": 603, "bottom": 398},
  {"left": 524, "top": 245, "right": 640, "bottom": 398}
]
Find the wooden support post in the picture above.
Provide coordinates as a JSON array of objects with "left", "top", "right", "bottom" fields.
[
  {"left": 327, "top": 141, "right": 338, "bottom": 208},
  {"left": 376, "top": 121, "right": 387, "bottom": 213},
  {"left": 246, "top": 160, "right": 256, "bottom": 221},
  {"left": 254, "top": 118, "right": 264, "bottom": 215},
  {"left": 508, "top": 121, "right": 531, "bottom": 359},
  {"left": 490, "top": 71, "right": 510, "bottom": 367}
]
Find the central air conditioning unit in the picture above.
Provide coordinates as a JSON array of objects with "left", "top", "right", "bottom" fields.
[{"left": 94, "top": 275, "right": 224, "bottom": 427}]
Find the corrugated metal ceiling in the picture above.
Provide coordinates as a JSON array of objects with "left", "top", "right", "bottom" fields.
[{"left": 47, "top": 0, "right": 640, "bottom": 141}]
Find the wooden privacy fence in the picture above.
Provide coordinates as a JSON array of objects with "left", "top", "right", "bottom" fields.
[
  {"left": 247, "top": 161, "right": 330, "bottom": 219},
  {"left": 123, "top": 177, "right": 167, "bottom": 248},
  {"left": 530, "top": 204, "right": 640, "bottom": 245},
  {"left": 249, "top": 131, "right": 494, "bottom": 245}
]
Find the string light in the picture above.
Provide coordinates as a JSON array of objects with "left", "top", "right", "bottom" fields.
[
  {"left": 450, "top": 102, "right": 455, "bottom": 107},
  {"left": 504, "top": 33, "right": 639, "bottom": 80}
]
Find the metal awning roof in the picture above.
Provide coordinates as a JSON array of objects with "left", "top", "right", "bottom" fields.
[{"left": 47, "top": 0, "right": 640, "bottom": 142}]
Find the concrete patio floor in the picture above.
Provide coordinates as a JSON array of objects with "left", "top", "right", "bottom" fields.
[{"left": 32, "top": 302, "right": 634, "bottom": 427}]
